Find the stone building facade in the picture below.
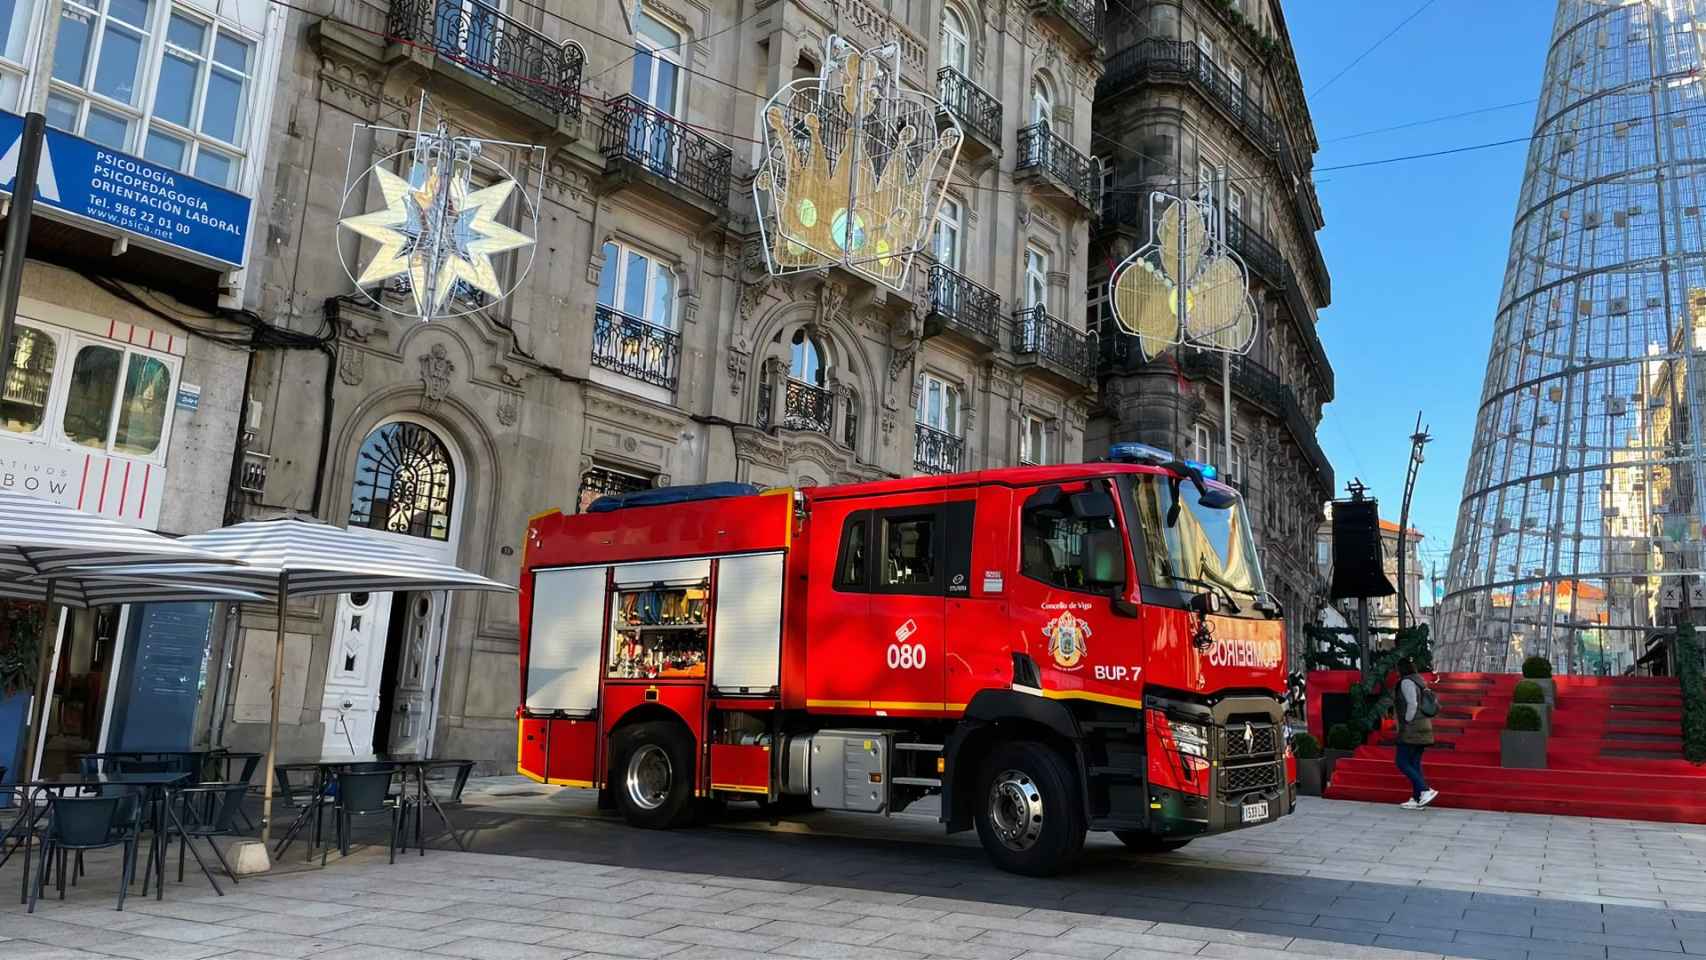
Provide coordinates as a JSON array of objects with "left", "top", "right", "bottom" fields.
[
  {"left": 1087, "top": 0, "right": 1335, "bottom": 655},
  {"left": 218, "top": 0, "right": 1104, "bottom": 768}
]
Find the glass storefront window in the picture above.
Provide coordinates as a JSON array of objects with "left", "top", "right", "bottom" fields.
[
  {"left": 113, "top": 352, "right": 171, "bottom": 455},
  {"left": 63, "top": 343, "right": 122, "bottom": 449},
  {"left": 2, "top": 327, "right": 58, "bottom": 434}
]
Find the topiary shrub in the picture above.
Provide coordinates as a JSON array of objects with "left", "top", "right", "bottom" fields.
[
  {"left": 1506, "top": 704, "right": 1542, "bottom": 732},
  {"left": 1678, "top": 625, "right": 1706, "bottom": 764},
  {"left": 1521, "top": 656, "right": 1553, "bottom": 679},
  {"left": 1512, "top": 680, "right": 1545, "bottom": 704},
  {"left": 1325, "top": 723, "right": 1358, "bottom": 751},
  {"left": 1291, "top": 732, "right": 1322, "bottom": 759}
]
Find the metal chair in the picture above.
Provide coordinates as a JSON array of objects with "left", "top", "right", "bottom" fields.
[
  {"left": 324, "top": 767, "right": 400, "bottom": 866},
  {"left": 404, "top": 760, "right": 475, "bottom": 855},
  {"left": 212, "top": 752, "right": 262, "bottom": 831},
  {"left": 273, "top": 763, "right": 335, "bottom": 860},
  {"left": 29, "top": 794, "right": 142, "bottom": 913},
  {"left": 164, "top": 783, "right": 247, "bottom": 886}
]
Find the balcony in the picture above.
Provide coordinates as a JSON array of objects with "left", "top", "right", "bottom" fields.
[
  {"left": 1016, "top": 124, "right": 1097, "bottom": 213},
  {"left": 1028, "top": 0, "right": 1102, "bottom": 54},
  {"left": 783, "top": 378, "right": 833, "bottom": 434},
  {"left": 923, "top": 262, "right": 1001, "bottom": 350},
  {"left": 1225, "top": 211, "right": 1284, "bottom": 287},
  {"left": 591, "top": 305, "right": 682, "bottom": 392},
  {"left": 914, "top": 423, "right": 965, "bottom": 475},
  {"left": 1013, "top": 305, "right": 1097, "bottom": 389},
  {"left": 1098, "top": 40, "right": 1284, "bottom": 164},
  {"left": 386, "top": 0, "right": 584, "bottom": 122},
  {"left": 1172, "top": 350, "right": 1334, "bottom": 496},
  {"left": 599, "top": 95, "right": 733, "bottom": 213},
  {"left": 937, "top": 67, "right": 1001, "bottom": 158}
]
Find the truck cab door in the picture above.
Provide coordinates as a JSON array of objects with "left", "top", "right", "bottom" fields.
[{"left": 864, "top": 496, "right": 951, "bottom": 713}]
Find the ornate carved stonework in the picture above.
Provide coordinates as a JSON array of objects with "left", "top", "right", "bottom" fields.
[
  {"left": 418, "top": 344, "right": 454, "bottom": 412},
  {"left": 337, "top": 348, "right": 364, "bottom": 386},
  {"left": 496, "top": 390, "right": 520, "bottom": 426},
  {"left": 1016, "top": 203, "right": 1031, "bottom": 226},
  {"left": 726, "top": 350, "right": 750, "bottom": 396},
  {"left": 733, "top": 426, "right": 787, "bottom": 471},
  {"left": 735, "top": 278, "right": 773, "bottom": 351},
  {"left": 881, "top": 411, "right": 897, "bottom": 446},
  {"left": 820, "top": 278, "right": 849, "bottom": 325}
]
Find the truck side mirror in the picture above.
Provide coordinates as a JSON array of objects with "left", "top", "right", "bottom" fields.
[
  {"left": 1198, "top": 489, "right": 1237, "bottom": 510},
  {"left": 1069, "top": 490, "right": 1116, "bottom": 520}
]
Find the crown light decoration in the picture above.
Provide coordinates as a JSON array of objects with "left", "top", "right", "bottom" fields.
[
  {"left": 1110, "top": 193, "right": 1257, "bottom": 359},
  {"left": 753, "top": 35, "right": 962, "bottom": 291},
  {"left": 337, "top": 99, "right": 542, "bottom": 324}
]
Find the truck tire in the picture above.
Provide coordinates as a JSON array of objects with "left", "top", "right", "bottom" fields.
[
  {"left": 973, "top": 741, "right": 1086, "bottom": 876},
  {"left": 611, "top": 721, "right": 695, "bottom": 829},
  {"left": 1114, "top": 831, "right": 1192, "bottom": 853}
]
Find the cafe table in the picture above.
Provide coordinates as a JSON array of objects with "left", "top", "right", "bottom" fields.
[{"left": 271, "top": 757, "right": 470, "bottom": 861}]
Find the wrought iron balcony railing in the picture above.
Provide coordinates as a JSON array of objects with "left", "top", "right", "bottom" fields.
[
  {"left": 1016, "top": 124, "right": 1097, "bottom": 210},
  {"left": 1225, "top": 211, "right": 1284, "bottom": 286},
  {"left": 914, "top": 423, "right": 964, "bottom": 475},
  {"left": 1013, "top": 305, "right": 1097, "bottom": 385},
  {"left": 591, "top": 304, "right": 682, "bottom": 391},
  {"left": 1173, "top": 350, "right": 1333, "bottom": 495},
  {"left": 1098, "top": 40, "right": 1283, "bottom": 160},
  {"left": 600, "top": 95, "right": 733, "bottom": 208},
  {"left": 783, "top": 378, "right": 833, "bottom": 434},
  {"left": 386, "top": 0, "right": 584, "bottom": 121},
  {"left": 936, "top": 67, "right": 1001, "bottom": 149},
  {"left": 925, "top": 262, "right": 1001, "bottom": 345},
  {"left": 1028, "top": 0, "right": 1102, "bottom": 49}
]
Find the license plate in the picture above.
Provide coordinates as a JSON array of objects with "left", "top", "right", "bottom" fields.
[{"left": 1241, "top": 801, "right": 1269, "bottom": 823}]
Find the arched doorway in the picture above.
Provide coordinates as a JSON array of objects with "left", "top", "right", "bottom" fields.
[{"left": 321, "top": 418, "right": 465, "bottom": 759}]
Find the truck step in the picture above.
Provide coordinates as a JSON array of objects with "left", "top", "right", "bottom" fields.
[
  {"left": 1081, "top": 721, "right": 1142, "bottom": 733},
  {"left": 1086, "top": 764, "right": 1145, "bottom": 780},
  {"left": 891, "top": 776, "right": 942, "bottom": 787},
  {"left": 893, "top": 742, "right": 945, "bottom": 753}
]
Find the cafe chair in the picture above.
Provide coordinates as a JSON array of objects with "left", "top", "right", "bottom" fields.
[
  {"left": 164, "top": 783, "right": 248, "bottom": 885},
  {"left": 30, "top": 794, "right": 143, "bottom": 913},
  {"left": 403, "top": 760, "right": 475, "bottom": 856},
  {"left": 325, "top": 767, "right": 401, "bottom": 866},
  {"left": 273, "top": 763, "right": 335, "bottom": 860}
]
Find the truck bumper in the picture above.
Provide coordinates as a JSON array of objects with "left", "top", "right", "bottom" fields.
[{"left": 1145, "top": 775, "right": 1294, "bottom": 838}]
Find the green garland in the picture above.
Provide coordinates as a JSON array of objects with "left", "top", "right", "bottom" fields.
[
  {"left": 1678, "top": 625, "right": 1706, "bottom": 764},
  {"left": 1342, "top": 625, "right": 1434, "bottom": 743},
  {"left": 0, "top": 601, "right": 44, "bottom": 697}
]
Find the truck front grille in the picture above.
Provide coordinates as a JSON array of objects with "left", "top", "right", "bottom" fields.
[
  {"left": 1221, "top": 762, "right": 1281, "bottom": 795},
  {"left": 1220, "top": 721, "right": 1278, "bottom": 762}
]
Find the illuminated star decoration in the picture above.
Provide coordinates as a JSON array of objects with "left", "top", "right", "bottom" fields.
[{"left": 341, "top": 160, "right": 534, "bottom": 320}]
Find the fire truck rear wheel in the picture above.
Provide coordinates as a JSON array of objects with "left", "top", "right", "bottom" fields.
[
  {"left": 613, "top": 721, "right": 695, "bottom": 829},
  {"left": 1113, "top": 831, "right": 1192, "bottom": 853},
  {"left": 974, "top": 740, "right": 1086, "bottom": 876}
]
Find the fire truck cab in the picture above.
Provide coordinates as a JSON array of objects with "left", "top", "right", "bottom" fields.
[{"left": 519, "top": 445, "right": 1294, "bottom": 875}]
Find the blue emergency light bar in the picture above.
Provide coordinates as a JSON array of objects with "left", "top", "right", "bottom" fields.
[{"left": 1108, "top": 443, "right": 1219, "bottom": 480}]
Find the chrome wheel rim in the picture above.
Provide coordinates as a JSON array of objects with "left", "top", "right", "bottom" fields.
[
  {"left": 626, "top": 744, "right": 673, "bottom": 811},
  {"left": 987, "top": 768, "right": 1044, "bottom": 851}
]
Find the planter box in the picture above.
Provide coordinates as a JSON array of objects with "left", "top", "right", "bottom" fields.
[
  {"left": 1529, "top": 677, "right": 1557, "bottom": 707},
  {"left": 1295, "top": 758, "right": 1324, "bottom": 797},
  {"left": 1501, "top": 729, "right": 1547, "bottom": 769},
  {"left": 1322, "top": 748, "right": 1354, "bottom": 787}
]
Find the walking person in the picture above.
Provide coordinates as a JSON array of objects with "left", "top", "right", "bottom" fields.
[{"left": 1394, "top": 657, "right": 1439, "bottom": 810}]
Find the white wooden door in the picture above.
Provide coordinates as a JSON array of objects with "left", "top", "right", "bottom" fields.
[
  {"left": 385, "top": 590, "right": 448, "bottom": 757},
  {"left": 320, "top": 590, "right": 394, "bottom": 758}
]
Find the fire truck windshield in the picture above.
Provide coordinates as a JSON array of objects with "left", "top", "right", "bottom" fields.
[{"left": 1124, "top": 473, "right": 1266, "bottom": 601}]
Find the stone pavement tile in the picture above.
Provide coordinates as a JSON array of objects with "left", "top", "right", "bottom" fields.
[
  {"left": 1301, "top": 915, "right": 1388, "bottom": 936},
  {"left": 1533, "top": 912, "right": 1607, "bottom": 935},
  {"left": 536, "top": 896, "right": 656, "bottom": 920},
  {"left": 208, "top": 896, "right": 362, "bottom": 919},
  {"left": 941, "top": 914, "right": 1075, "bottom": 937},
  {"left": 535, "top": 910, "right": 674, "bottom": 938},
  {"left": 1281, "top": 942, "right": 1445, "bottom": 960},
  {"left": 769, "top": 941, "right": 927, "bottom": 960},
  {"left": 536, "top": 930, "right": 687, "bottom": 959},
  {"left": 649, "top": 923, "right": 796, "bottom": 952},
  {"left": 1371, "top": 935, "right": 1528, "bottom": 960},
  {"left": 818, "top": 899, "right": 953, "bottom": 922},
  {"left": 433, "top": 919, "right": 564, "bottom": 944},
  {"left": 1142, "top": 923, "right": 1292, "bottom": 950},
  {"left": 74, "top": 933, "right": 231, "bottom": 960},
  {"left": 845, "top": 914, "right": 999, "bottom": 942},
  {"left": 792, "top": 886, "right": 922, "bottom": 906},
  {"left": 968, "top": 930, "right": 1117, "bottom": 960},
  {"left": 734, "top": 903, "right": 860, "bottom": 927},
  {"left": 1453, "top": 929, "right": 1605, "bottom": 958},
  {"left": 117, "top": 918, "right": 250, "bottom": 944},
  {"left": 636, "top": 908, "right": 767, "bottom": 932},
  {"left": 1197, "top": 945, "right": 1310, "bottom": 960},
  {"left": 428, "top": 937, "right": 581, "bottom": 960},
  {"left": 903, "top": 897, "right": 1033, "bottom": 919},
  {"left": 125, "top": 901, "right": 261, "bottom": 925},
  {"left": 1008, "top": 952, "right": 1104, "bottom": 960},
  {"left": 1, "top": 946, "right": 121, "bottom": 960},
  {"left": 1607, "top": 949, "right": 1694, "bottom": 960},
  {"left": 310, "top": 922, "right": 462, "bottom": 951},
  {"left": 1230, "top": 919, "right": 1378, "bottom": 947},
  {"left": 1536, "top": 927, "right": 1685, "bottom": 952},
  {"left": 749, "top": 919, "right": 892, "bottom": 946},
  {"left": 333, "top": 891, "right": 461, "bottom": 913},
  {"left": 202, "top": 930, "right": 345, "bottom": 958},
  {"left": 11, "top": 905, "right": 160, "bottom": 931},
  {"left": 1178, "top": 904, "right": 1318, "bottom": 929},
  {"left": 619, "top": 891, "right": 755, "bottom": 913},
  {"left": 308, "top": 946, "right": 437, "bottom": 960},
  {"left": 1448, "top": 911, "right": 1540, "bottom": 937},
  {"left": 217, "top": 911, "right": 365, "bottom": 937},
  {"left": 872, "top": 933, "right": 1024, "bottom": 960}
]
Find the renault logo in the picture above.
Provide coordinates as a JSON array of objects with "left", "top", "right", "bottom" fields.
[{"left": 1243, "top": 722, "right": 1255, "bottom": 751}]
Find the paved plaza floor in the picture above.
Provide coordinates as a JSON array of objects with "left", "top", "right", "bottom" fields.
[{"left": 3, "top": 790, "right": 1706, "bottom": 960}]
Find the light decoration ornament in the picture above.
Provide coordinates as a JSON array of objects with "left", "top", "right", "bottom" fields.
[
  {"left": 336, "top": 100, "right": 545, "bottom": 324},
  {"left": 1109, "top": 193, "right": 1258, "bottom": 359},
  {"left": 753, "top": 35, "right": 963, "bottom": 291}
]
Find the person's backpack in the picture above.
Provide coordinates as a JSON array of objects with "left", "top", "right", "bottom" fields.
[{"left": 1413, "top": 677, "right": 1440, "bottom": 718}]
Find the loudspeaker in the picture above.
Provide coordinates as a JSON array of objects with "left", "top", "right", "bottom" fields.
[{"left": 1329, "top": 499, "right": 1397, "bottom": 600}]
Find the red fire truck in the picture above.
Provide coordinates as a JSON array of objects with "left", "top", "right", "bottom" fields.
[{"left": 518, "top": 445, "right": 1294, "bottom": 875}]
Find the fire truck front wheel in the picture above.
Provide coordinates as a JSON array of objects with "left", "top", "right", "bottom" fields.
[
  {"left": 612, "top": 721, "right": 696, "bottom": 829},
  {"left": 974, "top": 741, "right": 1086, "bottom": 876}
]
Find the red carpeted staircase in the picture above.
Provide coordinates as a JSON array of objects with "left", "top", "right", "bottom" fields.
[{"left": 1323, "top": 672, "right": 1706, "bottom": 822}]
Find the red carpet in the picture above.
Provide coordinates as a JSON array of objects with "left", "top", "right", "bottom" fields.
[{"left": 1322, "top": 672, "right": 1706, "bottom": 821}]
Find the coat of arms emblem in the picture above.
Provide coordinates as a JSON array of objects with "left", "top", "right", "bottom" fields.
[{"left": 1043, "top": 612, "right": 1091, "bottom": 671}]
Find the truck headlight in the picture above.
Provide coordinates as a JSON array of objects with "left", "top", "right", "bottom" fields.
[{"left": 1169, "top": 718, "right": 1210, "bottom": 759}]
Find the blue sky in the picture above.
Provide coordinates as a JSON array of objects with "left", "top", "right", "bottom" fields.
[{"left": 1283, "top": 1, "right": 1557, "bottom": 593}]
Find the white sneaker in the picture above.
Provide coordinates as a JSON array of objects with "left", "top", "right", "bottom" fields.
[
  {"left": 1400, "top": 799, "right": 1422, "bottom": 810},
  {"left": 1419, "top": 789, "right": 1439, "bottom": 807}
]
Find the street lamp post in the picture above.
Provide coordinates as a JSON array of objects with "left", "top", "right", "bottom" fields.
[{"left": 1, "top": 0, "right": 66, "bottom": 371}]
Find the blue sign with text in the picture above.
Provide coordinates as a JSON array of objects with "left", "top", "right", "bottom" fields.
[{"left": 0, "top": 109, "right": 252, "bottom": 267}]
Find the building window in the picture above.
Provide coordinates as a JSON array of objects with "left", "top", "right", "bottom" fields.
[
  {"left": 46, "top": 0, "right": 256, "bottom": 188},
  {"left": 1227, "top": 59, "right": 1244, "bottom": 94},
  {"left": 1021, "top": 414, "right": 1050, "bottom": 465},
  {"left": 1196, "top": 30, "right": 1215, "bottom": 64},
  {"left": 1197, "top": 157, "right": 1221, "bottom": 212},
  {"left": 3, "top": 322, "right": 179, "bottom": 459},
  {"left": 934, "top": 196, "right": 963, "bottom": 269},
  {"left": 1024, "top": 245, "right": 1049, "bottom": 312},
  {"left": 1087, "top": 280, "right": 1110, "bottom": 335},
  {"left": 348, "top": 421, "right": 456, "bottom": 541},
  {"left": 632, "top": 10, "right": 681, "bottom": 115},
  {"left": 1194, "top": 423, "right": 1214, "bottom": 461},
  {"left": 790, "top": 329, "right": 824, "bottom": 386},
  {"left": 1030, "top": 74, "right": 1053, "bottom": 128},
  {"left": 596, "top": 241, "right": 676, "bottom": 328},
  {"left": 941, "top": 6, "right": 969, "bottom": 74},
  {"left": 1228, "top": 184, "right": 1247, "bottom": 223},
  {"left": 0, "top": 0, "right": 33, "bottom": 109},
  {"left": 1, "top": 326, "right": 57, "bottom": 435},
  {"left": 577, "top": 463, "right": 652, "bottom": 513},
  {"left": 917, "top": 374, "right": 960, "bottom": 433},
  {"left": 843, "top": 387, "right": 860, "bottom": 449}
]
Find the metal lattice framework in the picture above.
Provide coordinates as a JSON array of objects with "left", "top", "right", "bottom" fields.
[{"left": 1436, "top": 0, "right": 1706, "bottom": 675}]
